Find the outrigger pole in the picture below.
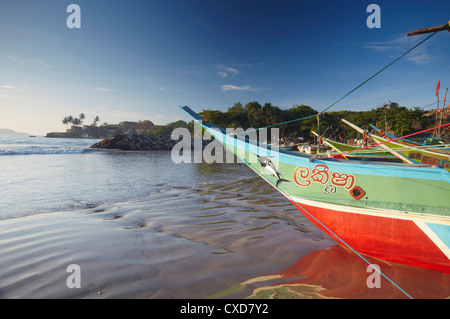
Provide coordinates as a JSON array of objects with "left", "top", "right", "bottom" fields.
[{"left": 407, "top": 21, "right": 450, "bottom": 36}]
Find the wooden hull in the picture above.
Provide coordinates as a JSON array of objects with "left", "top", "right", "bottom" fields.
[
  {"left": 181, "top": 107, "right": 450, "bottom": 273},
  {"left": 288, "top": 196, "right": 450, "bottom": 274}
]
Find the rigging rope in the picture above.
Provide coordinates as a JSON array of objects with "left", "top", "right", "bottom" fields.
[{"left": 245, "top": 22, "right": 449, "bottom": 134}]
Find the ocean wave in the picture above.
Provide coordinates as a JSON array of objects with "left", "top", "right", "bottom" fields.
[{"left": 0, "top": 147, "right": 96, "bottom": 156}]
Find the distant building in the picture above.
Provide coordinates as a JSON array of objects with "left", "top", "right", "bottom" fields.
[{"left": 66, "top": 126, "right": 83, "bottom": 134}]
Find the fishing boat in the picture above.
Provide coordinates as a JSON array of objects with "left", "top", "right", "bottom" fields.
[
  {"left": 296, "top": 143, "right": 330, "bottom": 155},
  {"left": 369, "top": 124, "right": 450, "bottom": 153},
  {"left": 310, "top": 131, "right": 401, "bottom": 162},
  {"left": 342, "top": 119, "right": 450, "bottom": 170},
  {"left": 181, "top": 106, "right": 450, "bottom": 274}
]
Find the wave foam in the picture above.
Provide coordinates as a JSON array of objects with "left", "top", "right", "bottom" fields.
[{"left": 0, "top": 147, "right": 93, "bottom": 156}]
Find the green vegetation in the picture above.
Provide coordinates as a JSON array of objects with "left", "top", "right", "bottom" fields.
[
  {"left": 60, "top": 101, "right": 436, "bottom": 141},
  {"left": 198, "top": 101, "right": 433, "bottom": 142},
  {"left": 147, "top": 120, "right": 193, "bottom": 136},
  {"left": 62, "top": 113, "right": 87, "bottom": 128},
  {"left": 61, "top": 114, "right": 156, "bottom": 138}
]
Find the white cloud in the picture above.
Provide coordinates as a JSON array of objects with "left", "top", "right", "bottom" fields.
[
  {"left": 0, "top": 85, "right": 17, "bottom": 89},
  {"left": 364, "top": 35, "right": 433, "bottom": 64},
  {"left": 216, "top": 65, "right": 239, "bottom": 77},
  {"left": 5, "top": 53, "right": 50, "bottom": 68},
  {"left": 364, "top": 35, "right": 412, "bottom": 50},
  {"left": 407, "top": 52, "right": 432, "bottom": 65},
  {"left": 0, "top": 85, "right": 24, "bottom": 98},
  {"left": 5, "top": 53, "right": 25, "bottom": 65},
  {"left": 92, "top": 87, "right": 115, "bottom": 92},
  {"left": 363, "top": 45, "right": 390, "bottom": 53},
  {"left": 221, "top": 84, "right": 258, "bottom": 92},
  {"left": 26, "top": 58, "right": 51, "bottom": 68}
]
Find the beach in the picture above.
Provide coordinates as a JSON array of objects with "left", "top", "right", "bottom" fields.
[
  {"left": 0, "top": 135, "right": 449, "bottom": 299},
  {"left": 0, "top": 183, "right": 324, "bottom": 298}
]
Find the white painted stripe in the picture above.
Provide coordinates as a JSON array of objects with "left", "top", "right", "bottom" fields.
[
  {"left": 414, "top": 221, "right": 450, "bottom": 260},
  {"left": 290, "top": 195, "right": 450, "bottom": 260},
  {"left": 289, "top": 195, "right": 450, "bottom": 226}
]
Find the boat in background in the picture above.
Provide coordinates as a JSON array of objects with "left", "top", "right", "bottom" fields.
[
  {"left": 342, "top": 119, "right": 450, "bottom": 170},
  {"left": 311, "top": 131, "right": 401, "bottom": 162},
  {"left": 181, "top": 106, "right": 450, "bottom": 274},
  {"left": 369, "top": 124, "right": 450, "bottom": 154}
]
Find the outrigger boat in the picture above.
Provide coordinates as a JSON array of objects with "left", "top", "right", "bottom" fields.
[
  {"left": 342, "top": 119, "right": 450, "bottom": 170},
  {"left": 369, "top": 124, "right": 450, "bottom": 154},
  {"left": 310, "top": 131, "right": 401, "bottom": 162},
  {"left": 181, "top": 106, "right": 450, "bottom": 274}
]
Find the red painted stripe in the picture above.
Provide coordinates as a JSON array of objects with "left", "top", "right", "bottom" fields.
[{"left": 289, "top": 199, "right": 450, "bottom": 274}]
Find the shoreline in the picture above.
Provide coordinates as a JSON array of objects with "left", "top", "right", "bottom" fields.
[
  {"left": 1, "top": 185, "right": 449, "bottom": 299},
  {"left": 0, "top": 185, "right": 328, "bottom": 298}
]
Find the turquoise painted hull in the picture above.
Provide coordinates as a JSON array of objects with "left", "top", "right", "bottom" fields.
[{"left": 181, "top": 107, "right": 450, "bottom": 273}]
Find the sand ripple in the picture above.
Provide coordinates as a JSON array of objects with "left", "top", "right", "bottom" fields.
[{"left": 0, "top": 178, "right": 448, "bottom": 298}]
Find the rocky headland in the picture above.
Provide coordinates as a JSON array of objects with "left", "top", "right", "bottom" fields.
[
  {"left": 90, "top": 133, "right": 176, "bottom": 150},
  {"left": 90, "top": 133, "right": 208, "bottom": 151}
]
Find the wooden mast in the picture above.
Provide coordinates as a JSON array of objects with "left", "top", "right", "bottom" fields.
[
  {"left": 436, "top": 83, "right": 440, "bottom": 137},
  {"left": 439, "top": 88, "right": 448, "bottom": 137}
]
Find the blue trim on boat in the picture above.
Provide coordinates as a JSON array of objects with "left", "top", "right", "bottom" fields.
[
  {"left": 426, "top": 223, "right": 450, "bottom": 249},
  {"left": 180, "top": 106, "right": 450, "bottom": 183}
]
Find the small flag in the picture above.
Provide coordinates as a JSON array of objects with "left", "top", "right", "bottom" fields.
[{"left": 436, "top": 79, "right": 440, "bottom": 97}]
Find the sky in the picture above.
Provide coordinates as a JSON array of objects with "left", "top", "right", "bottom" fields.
[{"left": 0, "top": 0, "right": 449, "bottom": 135}]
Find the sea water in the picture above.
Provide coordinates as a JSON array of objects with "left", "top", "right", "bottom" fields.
[
  {"left": 0, "top": 134, "right": 246, "bottom": 219},
  {"left": 0, "top": 134, "right": 448, "bottom": 299}
]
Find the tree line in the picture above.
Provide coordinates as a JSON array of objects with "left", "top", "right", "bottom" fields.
[
  {"left": 60, "top": 101, "right": 437, "bottom": 141},
  {"left": 197, "top": 101, "right": 435, "bottom": 142}
]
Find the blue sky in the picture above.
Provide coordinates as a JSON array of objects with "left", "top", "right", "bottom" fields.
[{"left": 0, "top": 0, "right": 449, "bottom": 135}]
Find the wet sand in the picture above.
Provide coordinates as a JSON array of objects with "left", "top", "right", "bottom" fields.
[{"left": 0, "top": 177, "right": 448, "bottom": 299}]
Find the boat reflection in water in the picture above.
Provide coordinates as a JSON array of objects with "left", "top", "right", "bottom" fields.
[{"left": 209, "top": 244, "right": 450, "bottom": 299}]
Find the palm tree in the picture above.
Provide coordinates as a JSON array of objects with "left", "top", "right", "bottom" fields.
[
  {"left": 92, "top": 116, "right": 100, "bottom": 127},
  {"left": 67, "top": 115, "right": 74, "bottom": 127},
  {"left": 79, "top": 113, "right": 85, "bottom": 126},
  {"left": 72, "top": 118, "right": 81, "bottom": 126},
  {"left": 62, "top": 117, "right": 69, "bottom": 129}
]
